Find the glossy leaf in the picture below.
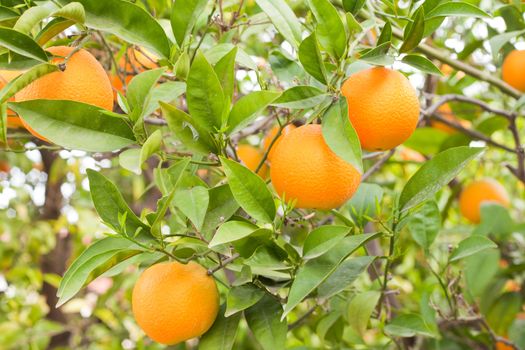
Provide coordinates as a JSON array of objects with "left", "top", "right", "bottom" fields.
[
  {"left": 209, "top": 221, "right": 258, "bottom": 248},
  {"left": 228, "top": 91, "right": 281, "bottom": 133},
  {"left": 245, "top": 295, "right": 287, "bottom": 350},
  {"left": 399, "top": 146, "right": 484, "bottom": 211},
  {"left": 9, "top": 100, "right": 136, "bottom": 152},
  {"left": 173, "top": 186, "right": 209, "bottom": 231},
  {"left": 170, "top": 0, "right": 208, "bottom": 47},
  {"left": 225, "top": 284, "right": 265, "bottom": 316},
  {"left": 426, "top": 2, "right": 491, "bottom": 19},
  {"left": 299, "top": 32, "right": 327, "bottom": 84},
  {"left": 401, "top": 54, "right": 443, "bottom": 76},
  {"left": 306, "top": 0, "right": 347, "bottom": 59},
  {"left": 220, "top": 157, "right": 276, "bottom": 224},
  {"left": 302, "top": 225, "right": 350, "bottom": 260},
  {"left": 449, "top": 235, "right": 497, "bottom": 262},
  {"left": 0, "top": 27, "right": 48, "bottom": 62},
  {"left": 272, "top": 85, "right": 328, "bottom": 109},
  {"left": 322, "top": 98, "right": 363, "bottom": 173}
]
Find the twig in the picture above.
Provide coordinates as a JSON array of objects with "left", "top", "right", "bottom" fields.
[
  {"left": 362, "top": 149, "right": 396, "bottom": 181},
  {"left": 288, "top": 305, "right": 317, "bottom": 330},
  {"left": 207, "top": 253, "right": 240, "bottom": 275}
]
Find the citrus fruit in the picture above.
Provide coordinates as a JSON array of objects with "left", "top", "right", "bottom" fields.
[
  {"left": 132, "top": 261, "right": 219, "bottom": 345},
  {"left": 237, "top": 144, "right": 268, "bottom": 178},
  {"left": 398, "top": 147, "right": 425, "bottom": 162},
  {"left": 263, "top": 124, "right": 296, "bottom": 161},
  {"left": 502, "top": 50, "right": 525, "bottom": 92},
  {"left": 119, "top": 47, "right": 158, "bottom": 73},
  {"left": 341, "top": 67, "right": 420, "bottom": 151},
  {"left": 431, "top": 104, "right": 471, "bottom": 134},
  {"left": 270, "top": 124, "right": 361, "bottom": 209},
  {"left": 0, "top": 69, "right": 23, "bottom": 121},
  {"left": 16, "top": 46, "right": 113, "bottom": 110},
  {"left": 459, "top": 179, "right": 510, "bottom": 223},
  {"left": 109, "top": 73, "right": 132, "bottom": 100}
]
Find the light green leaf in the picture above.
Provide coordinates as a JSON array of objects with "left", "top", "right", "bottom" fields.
[
  {"left": 271, "top": 85, "right": 328, "bottom": 109},
  {"left": 426, "top": 2, "right": 491, "bottom": 19},
  {"left": 322, "top": 98, "right": 363, "bottom": 173},
  {"left": 0, "top": 63, "right": 59, "bottom": 103},
  {"left": 401, "top": 54, "right": 443, "bottom": 76},
  {"left": 0, "top": 27, "right": 48, "bottom": 62},
  {"left": 9, "top": 100, "right": 136, "bottom": 152},
  {"left": 205, "top": 43, "right": 257, "bottom": 70},
  {"left": 302, "top": 225, "right": 350, "bottom": 260},
  {"left": 385, "top": 314, "right": 437, "bottom": 338},
  {"left": 399, "top": 146, "right": 484, "bottom": 211},
  {"left": 173, "top": 186, "right": 209, "bottom": 231},
  {"left": 214, "top": 47, "right": 237, "bottom": 106},
  {"left": 119, "top": 129, "right": 162, "bottom": 174},
  {"left": 449, "top": 235, "right": 497, "bottom": 262},
  {"left": 347, "top": 291, "right": 381, "bottom": 336},
  {"left": 209, "top": 220, "right": 258, "bottom": 248},
  {"left": 358, "top": 41, "right": 394, "bottom": 65},
  {"left": 228, "top": 91, "right": 281, "bottom": 133},
  {"left": 220, "top": 157, "right": 276, "bottom": 224},
  {"left": 299, "top": 32, "right": 327, "bottom": 84},
  {"left": 489, "top": 30, "right": 525, "bottom": 57},
  {"left": 52, "top": 2, "right": 86, "bottom": 24},
  {"left": 318, "top": 256, "right": 375, "bottom": 298},
  {"left": 255, "top": 0, "right": 302, "bottom": 49},
  {"left": 307, "top": 0, "right": 347, "bottom": 59},
  {"left": 170, "top": 0, "right": 208, "bottom": 47},
  {"left": 13, "top": 6, "right": 53, "bottom": 35},
  {"left": 127, "top": 67, "right": 166, "bottom": 116}
]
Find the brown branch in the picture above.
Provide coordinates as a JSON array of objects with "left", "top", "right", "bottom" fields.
[{"left": 362, "top": 149, "right": 396, "bottom": 181}]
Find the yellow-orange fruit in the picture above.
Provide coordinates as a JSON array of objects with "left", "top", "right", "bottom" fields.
[
  {"left": 109, "top": 73, "right": 132, "bottom": 100},
  {"left": 16, "top": 46, "right": 113, "bottom": 110},
  {"left": 132, "top": 261, "right": 219, "bottom": 345},
  {"left": 237, "top": 144, "right": 268, "bottom": 178},
  {"left": 263, "top": 124, "right": 296, "bottom": 161},
  {"left": 6, "top": 116, "right": 24, "bottom": 129},
  {"left": 341, "top": 67, "right": 420, "bottom": 151},
  {"left": 459, "top": 179, "right": 510, "bottom": 223},
  {"left": 270, "top": 124, "right": 361, "bottom": 210},
  {"left": 502, "top": 50, "right": 525, "bottom": 92},
  {"left": 119, "top": 47, "right": 158, "bottom": 73},
  {"left": 496, "top": 341, "right": 514, "bottom": 350},
  {"left": 431, "top": 104, "right": 471, "bottom": 134}
]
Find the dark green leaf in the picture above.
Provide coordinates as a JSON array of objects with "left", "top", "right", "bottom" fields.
[
  {"left": 449, "top": 235, "right": 497, "bottom": 262},
  {"left": 225, "top": 284, "right": 265, "bottom": 316},
  {"left": 0, "top": 26, "right": 48, "bottom": 62},
  {"left": 399, "top": 146, "right": 484, "bottom": 211},
  {"left": 359, "top": 41, "right": 393, "bottom": 65},
  {"left": 306, "top": 0, "right": 347, "bottom": 59},
  {"left": 299, "top": 32, "right": 327, "bottom": 84},
  {"left": 400, "top": 7, "right": 425, "bottom": 53},
  {"left": 377, "top": 21, "right": 392, "bottom": 46},
  {"left": 271, "top": 85, "right": 328, "bottom": 109},
  {"left": 318, "top": 256, "right": 375, "bottom": 298},
  {"left": 199, "top": 304, "right": 241, "bottom": 350},
  {"left": 245, "top": 295, "right": 287, "bottom": 350},
  {"left": 343, "top": 0, "right": 366, "bottom": 14},
  {"left": 408, "top": 200, "right": 440, "bottom": 250},
  {"left": 228, "top": 91, "right": 281, "bottom": 133},
  {"left": 302, "top": 225, "right": 350, "bottom": 260}
]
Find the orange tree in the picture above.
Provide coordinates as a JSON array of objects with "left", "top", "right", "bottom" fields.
[{"left": 0, "top": 0, "right": 524, "bottom": 349}]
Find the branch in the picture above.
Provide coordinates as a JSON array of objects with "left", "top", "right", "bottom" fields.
[
  {"left": 423, "top": 93, "right": 517, "bottom": 120},
  {"left": 362, "top": 149, "right": 396, "bottom": 181}
]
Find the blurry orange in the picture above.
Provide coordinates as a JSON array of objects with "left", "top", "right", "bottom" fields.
[
  {"left": 237, "top": 144, "right": 268, "bottom": 178},
  {"left": 132, "top": 261, "right": 219, "bottom": 345},
  {"left": 0, "top": 160, "right": 9, "bottom": 173},
  {"left": 341, "top": 67, "right": 420, "bottom": 151},
  {"left": 270, "top": 124, "right": 361, "bottom": 209},
  {"left": 399, "top": 147, "right": 425, "bottom": 162},
  {"left": 263, "top": 124, "right": 296, "bottom": 161},
  {"left": 119, "top": 47, "right": 158, "bottom": 73},
  {"left": 109, "top": 73, "right": 132, "bottom": 99},
  {"left": 459, "top": 179, "right": 510, "bottom": 223},
  {"left": 502, "top": 50, "right": 525, "bottom": 92}
]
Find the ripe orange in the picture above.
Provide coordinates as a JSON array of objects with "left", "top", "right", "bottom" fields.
[
  {"left": 270, "top": 124, "right": 361, "bottom": 210},
  {"left": 431, "top": 104, "right": 471, "bottom": 134},
  {"left": 496, "top": 341, "right": 514, "bottom": 350},
  {"left": 502, "top": 50, "right": 525, "bottom": 92},
  {"left": 119, "top": 47, "right": 158, "bottom": 73},
  {"left": 132, "top": 261, "right": 219, "bottom": 345},
  {"left": 263, "top": 124, "right": 296, "bottom": 161},
  {"left": 237, "top": 144, "right": 268, "bottom": 178},
  {"left": 341, "top": 67, "right": 420, "bottom": 151},
  {"left": 109, "top": 73, "right": 132, "bottom": 100},
  {"left": 15, "top": 46, "right": 113, "bottom": 141},
  {"left": 459, "top": 179, "right": 510, "bottom": 223}
]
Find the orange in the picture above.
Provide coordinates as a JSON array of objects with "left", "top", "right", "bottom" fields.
[
  {"left": 6, "top": 116, "right": 24, "bottom": 128},
  {"left": 132, "top": 261, "right": 219, "bottom": 345},
  {"left": 496, "top": 341, "right": 514, "bottom": 350},
  {"left": 431, "top": 104, "right": 471, "bottom": 134},
  {"left": 0, "top": 160, "right": 9, "bottom": 173},
  {"left": 270, "top": 124, "right": 361, "bottom": 209},
  {"left": 109, "top": 73, "right": 132, "bottom": 100},
  {"left": 119, "top": 47, "right": 158, "bottom": 73},
  {"left": 15, "top": 46, "right": 113, "bottom": 141},
  {"left": 237, "top": 144, "right": 268, "bottom": 178},
  {"left": 341, "top": 67, "right": 420, "bottom": 151},
  {"left": 459, "top": 179, "right": 510, "bottom": 223},
  {"left": 263, "top": 124, "right": 296, "bottom": 161},
  {"left": 398, "top": 147, "right": 425, "bottom": 162},
  {"left": 502, "top": 50, "right": 525, "bottom": 92}
]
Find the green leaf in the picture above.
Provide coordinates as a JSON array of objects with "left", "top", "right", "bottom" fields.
[
  {"left": 347, "top": 291, "right": 381, "bottom": 336},
  {"left": 346, "top": 183, "right": 383, "bottom": 221},
  {"left": 399, "top": 146, "right": 484, "bottom": 211},
  {"left": 227, "top": 91, "right": 281, "bottom": 134},
  {"left": 170, "top": 0, "right": 207, "bottom": 47},
  {"left": 0, "top": 27, "right": 48, "bottom": 62},
  {"left": 474, "top": 203, "right": 514, "bottom": 239},
  {"left": 52, "top": 2, "right": 86, "bottom": 24},
  {"left": 0, "top": 63, "right": 59, "bottom": 103},
  {"left": 57, "top": 236, "right": 142, "bottom": 307},
  {"left": 86, "top": 169, "right": 150, "bottom": 238},
  {"left": 127, "top": 67, "right": 166, "bottom": 116},
  {"left": 345, "top": 13, "right": 362, "bottom": 34},
  {"left": 404, "top": 127, "right": 449, "bottom": 154},
  {"left": 118, "top": 129, "right": 162, "bottom": 174},
  {"left": 465, "top": 249, "right": 500, "bottom": 297},
  {"left": 426, "top": 2, "right": 491, "bottom": 19},
  {"left": 318, "top": 256, "right": 375, "bottom": 298},
  {"left": 200, "top": 305, "right": 241, "bottom": 350},
  {"left": 220, "top": 157, "right": 276, "bottom": 224},
  {"left": 255, "top": 0, "right": 302, "bottom": 49},
  {"left": 209, "top": 220, "right": 258, "bottom": 248},
  {"left": 489, "top": 30, "right": 525, "bottom": 57},
  {"left": 302, "top": 225, "right": 350, "bottom": 260},
  {"left": 400, "top": 7, "right": 425, "bottom": 53},
  {"left": 9, "top": 100, "right": 136, "bottom": 152},
  {"left": 245, "top": 295, "right": 287, "bottom": 350},
  {"left": 299, "top": 32, "right": 327, "bottom": 84},
  {"left": 225, "top": 284, "right": 265, "bottom": 316},
  {"left": 283, "top": 232, "right": 381, "bottom": 317},
  {"left": 385, "top": 314, "right": 437, "bottom": 338},
  {"left": 205, "top": 43, "right": 257, "bottom": 70},
  {"left": 449, "top": 235, "right": 497, "bottom": 262},
  {"left": 271, "top": 85, "right": 328, "bottom": 109},
  {"left": 214, "top": 47, "right": 237, "bottom": 106},
  {"left": 343, "top": 0, "right": 366, "bottom": 14},
  {"left": 322, "top": 98, "right": 363, "bottom": 173},
  {"left": 0, "top": 6, "right": 19, "bottom": 22},
  {"left": 359, "top": 41, "right": 394, "bottom": 65},
  {"left": 173, "top": 186, "right": 209, "bottom": 231},
  {"left": 486, "top": 292, "right": 522, "bottom": 336},
  {"left": 57, "top": 0, "right": 171, "bottom": 58},
  {"left": 202, "top": 185, "right": 240, "bottom": 237},
  {"left": 377, "top": 21, "right": 392, "bottom": 46},
  {"left": 36, "top": 18, "right": 76, "bottom": 45},
  {"left": 401, "top": 54, "right": 443, "bottom": 76},
  {"left": 306, "top": 0, "right": 347, "bottom": 59},
  {"left": 13, "top": 6, "right": 53, "bottom": 35},
  {"left": 187, "top": 51, "right": 225, "bottom": 131},
  {"left": 0, "top": 103, "right": 6, "bottom": 145},
  {"left": 143, "top": 81, "right": 186, "bottom": 117},
  {"left": 408, "top": 200, "right": 440, "bottom": 250}
]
